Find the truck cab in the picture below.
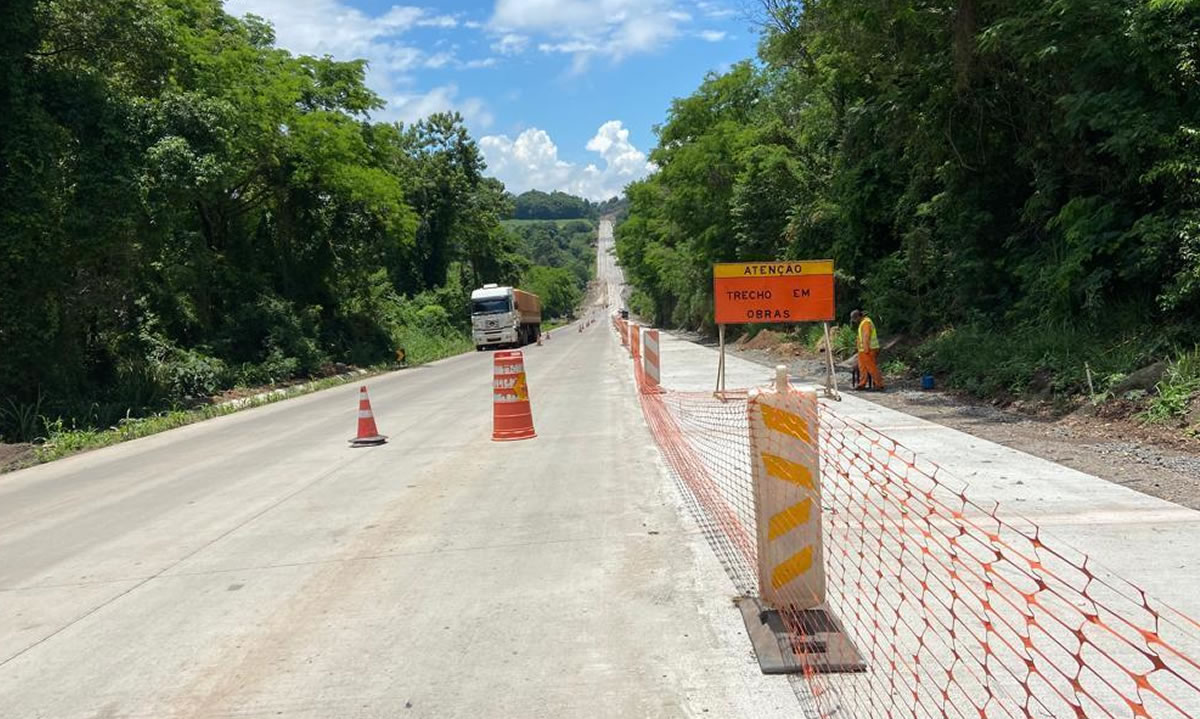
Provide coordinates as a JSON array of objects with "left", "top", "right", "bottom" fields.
[{"left": 471, "top": 284, "right": 542, "bottom": 351}]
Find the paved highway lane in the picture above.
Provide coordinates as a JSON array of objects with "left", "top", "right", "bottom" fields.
[
  {"left": 594, "top": 218, "right": 626, "bottom": 313},
  {"left": 0, "top": 229, "right": 797, "bottom": 717}
]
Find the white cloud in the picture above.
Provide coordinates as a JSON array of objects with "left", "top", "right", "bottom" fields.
[
  {"left": 696, "top": 1, "right": 736, "bottom": 19},
  {"left": 492, "top": 33, "right": 530, "bottom": 55},
  {"left": 464, "top": 57, "right": 499, "bottom": 69},
  {"left": 385, "top": 85, "right": 495, "bottom": 129},
  {"left": 480, "top": 121, "right": 653, "bottom": 200},
  {"left": 224, "top": 1, "right": 496, "bottom": 121},
  {"left": 538, "top": 41, "right": 599, "bottom": 54},
  {"left": 423, "top": 51, "right": 455, "bottom": 69},
  {"left": 697, "top": 30, "right": 727, "bottom": 42},
  {"left": 489, "top": 0, "right": 690, "bottom": 66},
  {"left": 225, "top": 0, "right": 460, "bottom": 96},
  {"left": 416, "top": 14, "right": 459, "bottom": 28}
]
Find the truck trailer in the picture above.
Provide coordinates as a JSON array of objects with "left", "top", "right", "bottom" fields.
[{"left": 470, "top": 284, "right": 542, "bottom": 351}]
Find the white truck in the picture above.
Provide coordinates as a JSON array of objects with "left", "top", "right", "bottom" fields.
[{"left": 471, "top": 284, "right": 542, "bottom": 351}]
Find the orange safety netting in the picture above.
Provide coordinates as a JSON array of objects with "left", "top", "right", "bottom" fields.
[{"left": 617, "top": 317, "right": 1200, "bottom": 719}]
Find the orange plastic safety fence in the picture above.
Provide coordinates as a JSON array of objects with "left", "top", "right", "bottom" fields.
[{"left": 634, "top": 378, "right": 1200, "bottom": 718}]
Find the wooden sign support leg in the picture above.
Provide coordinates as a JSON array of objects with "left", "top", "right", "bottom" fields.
[
  {"left": 822, "top": 321, "right": 841, "bottom": 401},
  {"left": 715, "top": 324, "right": 727, "bottom": 395}
]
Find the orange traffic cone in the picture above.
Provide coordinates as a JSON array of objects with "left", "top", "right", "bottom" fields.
[
  {"left": 492, "top": 350, "right": 536, "bottom": 442},
  {"left": 349, "top": 385, "right": 387, "bottom": 446}
]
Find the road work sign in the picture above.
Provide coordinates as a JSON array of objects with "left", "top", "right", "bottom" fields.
[{"left": 712, "top": 261, "right": 835, "bottom": 325}]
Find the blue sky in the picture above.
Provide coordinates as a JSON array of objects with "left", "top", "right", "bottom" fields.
[{"left": 222, "top": 0, "right": 761, "bottom": 199}]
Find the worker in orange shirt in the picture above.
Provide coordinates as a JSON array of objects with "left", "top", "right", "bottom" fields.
[{"left": 850, "top": 309, "right": 884, "bottom": 391}]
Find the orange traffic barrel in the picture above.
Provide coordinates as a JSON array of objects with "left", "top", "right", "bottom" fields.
[{"left": 493, "top": 350, "right": 536, "bottom": 442}]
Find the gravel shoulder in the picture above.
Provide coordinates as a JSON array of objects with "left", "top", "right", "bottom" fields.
[{"left": 729, "top": 342, "right": 1200, "bottom": 511}]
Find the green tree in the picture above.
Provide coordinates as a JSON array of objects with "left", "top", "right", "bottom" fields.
[
  {"left": 0, "top": 0, "right": 551, "bottom": 440},
  {"left": 523, "top": 266, "right": 582, "bottom": 319},
  {"left": 617, "top": 0, "right": 1200, "bottom": 362}
]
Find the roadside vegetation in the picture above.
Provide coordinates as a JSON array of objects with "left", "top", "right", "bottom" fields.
[
  {"left": 615, "top": 0, "right": 1200, "bottom": 432},
  {"left": 0, "top": 0, "right": 596, "bottom": 449},
  {"left": 16, "top": 367, "right": 392, "bottom": 468},
  {"left": 510, "top": 219, "right": 597, "bottom": 319}
]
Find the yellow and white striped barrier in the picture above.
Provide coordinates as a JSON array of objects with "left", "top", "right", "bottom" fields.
[{"left": 747, "top": 384, "right": 825, "bottom": 609}]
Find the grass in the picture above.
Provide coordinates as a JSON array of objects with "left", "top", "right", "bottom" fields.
[
  {"left": 6, "top": 337, "right": 473, "bottom": 472},
  {"left": 28, "top": 371, "right": 383, "bottom": 467},
  {"left": 882, "top": 358, "right": 913, "bottom": 376},
  {"left": 392, "top": 329, "right": 473, "bottom": 366},
  {"left": 788, "top": 324, "right": 857, "bottom": 359},
  {"left": 0, "top": 392, "right": 44, "bottom": 444},
  {"left": 1140, "top": 347, "right": 1200, "bottom": 425},
  {"left": 542, "top": 318, "right": 573, "bottom": 332},
  {"left": 912, "top": 323, "right": 1153, "bottom": 400}
]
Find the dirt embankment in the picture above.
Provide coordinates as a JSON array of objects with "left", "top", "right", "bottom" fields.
[
  {"left": 0, "top": 443, "right": 34, "bottom": 473},
  {"left": 731, "top": 329, "right": 1200, "bottom": 511}
]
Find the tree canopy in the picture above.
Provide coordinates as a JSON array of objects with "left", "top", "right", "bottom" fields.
[
  {"left": 0, "top": 0, "right": 558, "bottom": 439},
  {"left": 511, "top": 190, "right": 598, "bottom": 220},
  {"left": 617, "top": 0, "right": 1200, "bottom": 365},
  {"left": 508, "top": 219, "right": 596, "bottom": 318},
  {"left": 619, "top": 0, "right": 1200, "bottom": 340}
]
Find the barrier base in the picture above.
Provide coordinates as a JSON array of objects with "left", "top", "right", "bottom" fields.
[
  {"left": 348, "top": 435, "right": 388, "bottom": 447},
  {"left": 492, "top": 431, "right": 536, "bottom": 442},
  {"left": 735, "top": 597, "right": 866, "bottom": 675}
]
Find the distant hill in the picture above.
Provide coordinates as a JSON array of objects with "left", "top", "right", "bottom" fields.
[
  {"left": 510, "top": 190, "right": 593, "bottom": 220},
  {"left": 509, "top": 190, "right": 625, "bottom": 221}
]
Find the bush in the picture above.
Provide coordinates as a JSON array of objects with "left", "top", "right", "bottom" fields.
[
  {"left": 0, "top": 393, "right": 44, "bottom": 443},
  {"left": 229, "top": 295, "right": 327, "bottom": 377},
  {"left": 1142, "top": 348, "right": 1200, "bottom": 424},
  {"left": 414, "top": 304, "right": 453, "bottom": 332},
  {"left": 392, "top": 326, "right": 472, "bottom": 365},
  {"left": 828, "top": 325, "right": 857, "bottom": 358},
  {"left": 522, "top": 265, "right": 582, "bottom": 318},
  {"left": 627, "top": 290, "right": 655, "bottom": 319},
  {"left": 914, "top": 322, "right": 1153, "bottom": 400},
  {"left": 163, "top": 348, "right": 229, "bottom": 400}
]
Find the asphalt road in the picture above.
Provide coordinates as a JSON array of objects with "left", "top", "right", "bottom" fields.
[{"left": 0, "top": 221, "right": 797, "bottom": 718}]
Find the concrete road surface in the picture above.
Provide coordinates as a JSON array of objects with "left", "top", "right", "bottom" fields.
[
  {"left": 0, "top": 221, "right": 799, "bottom": 718},
  {"left": 594, "top": 217, "right": 626, "bottom": 312}
]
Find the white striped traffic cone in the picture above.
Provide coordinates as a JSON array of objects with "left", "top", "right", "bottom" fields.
[{"left": 349, "top": 385, "right": 387, "bottom": 446}]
